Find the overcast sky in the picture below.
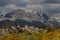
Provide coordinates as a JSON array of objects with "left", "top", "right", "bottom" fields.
[{"left": 0, "top": 0, "right": 60, "bottom": 15}]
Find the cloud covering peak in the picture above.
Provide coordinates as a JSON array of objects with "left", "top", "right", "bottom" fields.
[{"left": 0, "top": 0, "right": 60, "bottom": 15}]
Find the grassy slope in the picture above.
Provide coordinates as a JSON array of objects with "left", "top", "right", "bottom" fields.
[{"left": 0, "top": 26, "right": 60, "bottom": 40}]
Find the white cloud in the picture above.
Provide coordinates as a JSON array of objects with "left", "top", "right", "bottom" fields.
[
  {"left": 44, "top": 4, "right": 60, "bottom": 14},
  {"left": 3, "top": 4, "right": 17, "bottom": 10},
  {"left": 0, "top": 4, "right": 20, "bottom": 14},
  {"left": 24, "top": 4, "right": 45, "bottom": 13},
  {"left": 22, "top": 0, "right": 45, "bottom": 4},
  {"left": 44, "top": 4, "right": 60, "bottom": 9},
  {"left": 23, "top": 4, "right": 60, "bottom": 14},
  {"left": 0, "top": 0, "right": 60, "bottom": 15}
]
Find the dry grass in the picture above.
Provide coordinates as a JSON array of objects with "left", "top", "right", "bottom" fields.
[{"left": 0, "top": 26, "right": 60, "bottom": 40}]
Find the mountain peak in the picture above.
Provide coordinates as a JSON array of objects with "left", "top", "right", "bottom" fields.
[
  {"left": 25, "top": 9, "right": 32, "bottom": 12},
  {"left": 0, "top": 9, "right": 60, "bottom": 27}
]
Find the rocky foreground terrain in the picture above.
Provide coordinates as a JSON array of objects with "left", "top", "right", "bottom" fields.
[{"left": 0, "top": 25, "right": 59, "bottom": 40}]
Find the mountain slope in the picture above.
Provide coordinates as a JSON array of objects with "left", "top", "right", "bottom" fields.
[
  {"left": 0, "top": 9, "right": 59, "bottom": 27},
  {"left": 4, "top": 9, "right": 42, "bottom": 21}
]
